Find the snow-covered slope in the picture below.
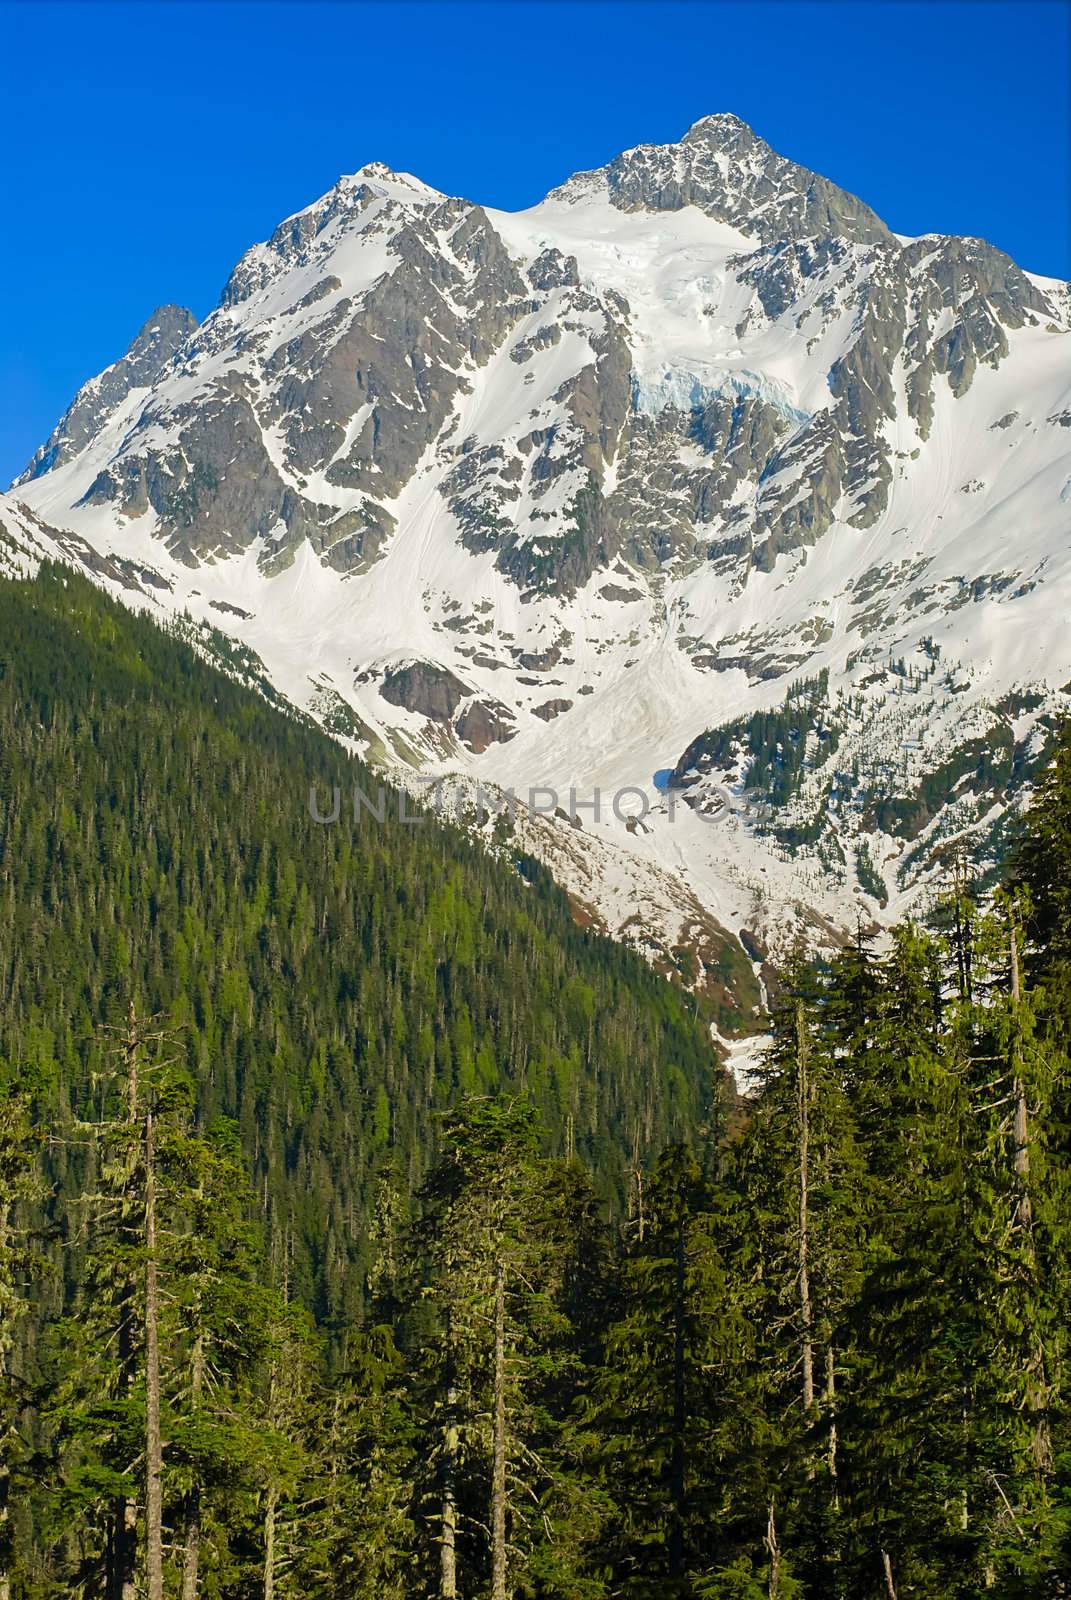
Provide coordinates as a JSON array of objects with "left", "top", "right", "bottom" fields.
[{"left": 5, "top": 113, "right": 1071, "bottom": 974}]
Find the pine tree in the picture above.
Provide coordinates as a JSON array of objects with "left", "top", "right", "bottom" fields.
[
  {"left": 291, "top": 1325, "right": 416, "bottom": 1599},
  {"left": 1014, "top": 719, "right": 1071, "bottom": 1048},
  {"left": 36, "top": 1009, "right": 287, "bottom": 1598},
  {"left": 165, "top": 1116, "right": 281, "bottom": 1600},
  {"left": 589, "top": 1144, "right": 757, "bottom": 1597},
  {"left": 0, "top": 1081, "right": 45, "bottom": 1600},
  {"left": 409, "top": 1097, "right": 607, "bottom": 1599},
  {"left": 255, "top": 1300, "right": 321, "bottom": 1600},
  {"left": 730, "top": 962, "right": 870, "bottom": 1593},
  {"left": 838, "top": 920, "right": 983, "bottom": 1595}
]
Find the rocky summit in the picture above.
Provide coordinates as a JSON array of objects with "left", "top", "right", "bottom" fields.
[{"left": 4, "top": 113, "right": 1070, "bottom": 982}]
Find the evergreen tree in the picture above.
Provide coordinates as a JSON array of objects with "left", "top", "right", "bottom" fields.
[
  {"left": 589, "top": 1143, "right": 756, "bottom": 1598},
  {"left": 290, "top": 1325, "right": 416, "bottom": 1600},
  {"left": 0, "top": 1083, "right": 45, "bottom": 1600},
  {"left": 1015, "top": 718, "right": 1071, "bottom": 1048},
  {"left": 408, "top": 1098, "right": 607, "bottom": 1598}
]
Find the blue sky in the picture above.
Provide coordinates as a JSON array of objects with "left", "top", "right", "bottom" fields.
[{"left": 1, "top": 0, "right": 1068, "bottom": 487}]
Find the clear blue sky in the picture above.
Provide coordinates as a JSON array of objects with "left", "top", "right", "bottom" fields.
[{"left": 1, "top": 0, "right": 1068, "bottom": 487}]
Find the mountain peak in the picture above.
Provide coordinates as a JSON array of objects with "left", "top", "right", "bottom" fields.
[
  {"left": 131, "top": 303, "right": 199, "bottom": 349},
  {"left": 347, "top": 162, "right": 445, "bottom": 203},
  {"left": 548, "top": 113, "right": 891, "bottom": 248},
  {"left": 9, "top": 116, "right": 1068, "bottom": 965},
  {"left": 16, "top": 304, "right": 197, "bottom": 486},
  {"left": 683, "top": 111, "right": 756, "bottom": 141}
]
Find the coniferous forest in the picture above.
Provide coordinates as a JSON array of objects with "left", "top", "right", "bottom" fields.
[{"left": 2, "top": 564, "right": 1070, "bottom": 1598}]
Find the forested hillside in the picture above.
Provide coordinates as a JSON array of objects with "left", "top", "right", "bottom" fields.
[
  {"left": 2, "top": 564, "right": 1070, "bottom": 1596},
  {"left": 0, "top": 559, "right": 720, "bottom": 1281}
]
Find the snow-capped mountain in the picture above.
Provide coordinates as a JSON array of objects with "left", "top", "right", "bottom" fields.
[{"left": 4, "top": 112, "right": 1070, "bottom": 983}]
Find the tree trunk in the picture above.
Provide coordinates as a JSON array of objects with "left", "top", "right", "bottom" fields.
[
  {"left": 1008, "top": 912, "right": 1052, "bottom": 1472},
  {"left": 826, "top": 1341, "right": 838, "bottom": 1502},
  {"left": 440, "top": 1376, "right": 459, "bottom": 1599},
  {"left": 669, "top": 1212, "right": 686, "bottom": 1578},
  {"left": 0, "top": 1442, "right": 9, "bottom": 1600},
  {"left": 1008, "top": 919, "right": 1034, "bottom": 1237},
  {"left": 144, "top": 1106, "right": 164, "bottom": 1600},
  {"left": 0, "top": 1201, "right": 11, "bottom": 1600},
  {"left": 951, "top": 857, "right": 973, "bottom": 1004},
  {"left": 119, "top": 1498, "right": 138, "bottom": 1600},
  {"left": 796, "top": 1002, "right": 815, "bottom": 1412},
  {"left": 180, "top": 1492, "right": 201, "bottom": 1600},
  {"left": 263, "top": 1485, "right": 278, "bottom": 1600},
  {"left": 491, "top": 1260, "right": 508, "bottom": 1600},
  {"left": 180, "top": 1327, "right": 205, "bottom": 1600},
  {"left": 881, "top": 1549, "right": 898, "bottom": 1599},
  {"left": 109, "top": 1002, "right": 139, "bottom": 1600},
  {"left": 632, "top": 1166, "right": 646, "bottom": 1244},
  {"left": 125, "top": 1000, "right": 139, "bottom": 1125},
  {"left": 765, "top": 1499, "right": 781, "bottom": 1598}
]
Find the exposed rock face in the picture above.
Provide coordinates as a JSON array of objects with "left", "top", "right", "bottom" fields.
[
  {"left": 553, "top": 113, "right": 893, "bottom": 247},
  {"left": 64, "top": 180, "right": 535, "bottom": 574},
  {"left": 377, "top": 663, "right": 516, "bottom": 752},
  {"left": 17, "top": 123, "right": 1063, "bottom": 605},
  {"left": 532, "top": 698, "right": 573, "bottom": 721},
  {"left": 454, "top": 698, "right": 517, "bottom": 753},
  {"left": 19, "top": 305, "right": 198, "bottom": 482},
  {"left": 380, "top": 661, "right": 470, "bottom": 720},
  {"left": 5, "top": 111, "right": 1070, "bottom": 964}
]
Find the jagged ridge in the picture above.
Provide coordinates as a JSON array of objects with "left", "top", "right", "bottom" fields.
[{"left": 5, "top": 114, "right": 1070, "bottom": 966}]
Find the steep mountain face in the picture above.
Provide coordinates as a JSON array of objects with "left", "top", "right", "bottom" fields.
[
  {"left": 5, "top": 113, "right": 1071, "bottom": 974},
  {"left": 21, "top": 304, "right": 200, "bottom": 481}
]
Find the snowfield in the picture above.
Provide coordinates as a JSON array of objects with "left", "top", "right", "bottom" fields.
[{"left": 4, "top": 116, "right": 1070, "bottom": 992}]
